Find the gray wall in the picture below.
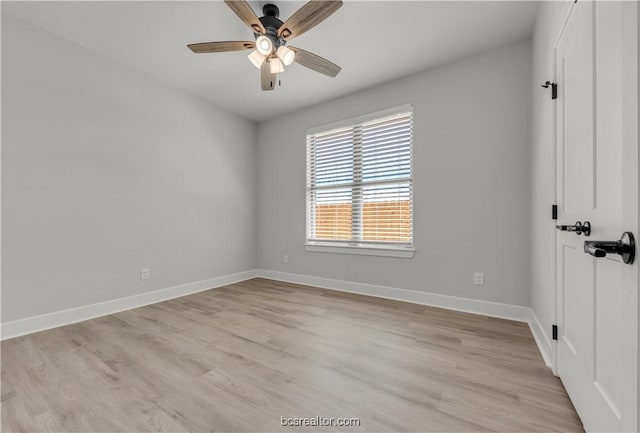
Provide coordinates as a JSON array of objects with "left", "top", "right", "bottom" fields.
[
  {"left": 530, "top": 1, "right": 572, "bottom": 360},
  {"left": 2, "top": 12, "right": 534, "bottom": 324},
  {"left": 256, "top": 40, "right": 532, "bottom": 307},
  {"left": 1, "top": 14, "right": 257, "bottom": 322}
]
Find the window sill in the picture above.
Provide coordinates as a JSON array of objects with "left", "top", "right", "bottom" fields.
[{"left": 304, "top": 242, "right": 415, "bottom": 258}]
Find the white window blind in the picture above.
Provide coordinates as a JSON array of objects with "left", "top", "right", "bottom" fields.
[{"left": 306, "top": 107, "right": 413, "bottom": 248}]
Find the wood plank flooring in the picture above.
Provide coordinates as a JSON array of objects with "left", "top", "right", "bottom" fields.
[{"left": 1, "top": 278, "right": 583, "bottom": 432}]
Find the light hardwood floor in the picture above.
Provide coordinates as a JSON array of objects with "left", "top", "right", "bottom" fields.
[{"left": 1, "top": 278, "right": 583, "bottom": 432}]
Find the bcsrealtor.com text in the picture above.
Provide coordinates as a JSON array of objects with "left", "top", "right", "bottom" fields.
[{"left": 280, "top": 416, "right": 361, "bottom": 427}]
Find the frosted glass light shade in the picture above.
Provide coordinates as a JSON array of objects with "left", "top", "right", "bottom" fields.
[
  {"left": 276, "top": 46, "right": 295, "bottom": 66},
  {"left": 255, "top": 35, "right": 273, "bottom": 55},
  {"left": 269, "top": 57, "right": 284, "bottom": 74},
  {"left": 248, "top": 50, "right": 266, "bottom": 68}
]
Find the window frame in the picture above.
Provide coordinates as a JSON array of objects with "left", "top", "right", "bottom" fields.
[{"left": 305, "top": 104, "right": 415, "bottom": 258}]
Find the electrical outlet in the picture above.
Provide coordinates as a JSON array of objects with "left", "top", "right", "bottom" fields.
[
  {"left": 283, "top": 254, "right": 289, "bottom": 264},
  {"left": 474, "top": 272, "right": 484, "bottom": 286},
  {"left": 140, "top": 268, "right": 150, "bottom": 280}
]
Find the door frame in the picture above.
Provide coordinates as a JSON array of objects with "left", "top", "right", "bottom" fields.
[{"left": 550, "top": 0, "right": 578, "bottom": 376}]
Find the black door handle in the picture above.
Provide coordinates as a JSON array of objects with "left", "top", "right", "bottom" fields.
[
  {"left": 556, "top": 221, "right": 591, "bottom": 236},
  {"left": 584, "top": 232, "right": 635, "bottom": 264}
]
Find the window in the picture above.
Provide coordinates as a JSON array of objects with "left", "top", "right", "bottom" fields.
[{"left": 306, "top": 104, "right": 414, "bottom": 257}]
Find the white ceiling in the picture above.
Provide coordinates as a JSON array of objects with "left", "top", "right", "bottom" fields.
[{"left": 2, "top": 1, "right": 539, "bottom": 122}]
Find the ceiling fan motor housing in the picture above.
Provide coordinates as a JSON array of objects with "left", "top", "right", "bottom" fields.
[{"left": 258, "top": 4, "right": 286, "bottom": 50}]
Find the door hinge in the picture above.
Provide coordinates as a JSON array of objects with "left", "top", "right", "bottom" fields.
[
  {"left": 542, "top": 81, "right": 558, "bottom": 100},
  {"left": 552, "top": 204, "right": 558, "bottom": 220},
  {"left": 552, "top": 325, "right": 558, "bottom": 340}
]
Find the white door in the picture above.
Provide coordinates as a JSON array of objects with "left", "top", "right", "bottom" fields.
[{"left": 555, "top": 1, "right": 638, "bottom": 432}]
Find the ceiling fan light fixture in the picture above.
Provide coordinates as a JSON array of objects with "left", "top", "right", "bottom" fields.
[
  {"left": 269, "top": 57, "right": 285, "bottom": 74},
  {"left": 255, "top": 35, "right": 273, "bottom": 55},
  {"left": 276, "top": 46, "right": 295, "bottom": 66},
  {"left": 188, "top": 0, "right": 343, "bottom": 91},
  {"left": 248, "top": 50, "right": 266, "bottom": 68}
]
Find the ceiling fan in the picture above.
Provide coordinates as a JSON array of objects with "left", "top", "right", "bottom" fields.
[{"left": 188, "top": 0, "right": 342, "bottom": 91}]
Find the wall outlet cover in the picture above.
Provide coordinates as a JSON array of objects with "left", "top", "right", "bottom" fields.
[{"left": 140, "top": 268, "right": 150, "bottom": 280}]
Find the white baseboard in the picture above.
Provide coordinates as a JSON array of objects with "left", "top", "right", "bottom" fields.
[
  {"left": 528, "top": 308, "right": 555, "bottom": 371},
  {"left": 0, "top": 269, "right": 258, "bottom": 341},
  {"left": 256, "top": 270, "right": 558, "bottom": 371},
  {"left": 256, "top": 269, "right": 531, "bottom": 322},
  {"left": 2, "top": 268, "right": 554, "bottom": 375}
]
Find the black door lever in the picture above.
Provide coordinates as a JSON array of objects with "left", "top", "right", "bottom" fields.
[
  {"left": 584, "top": 232, "right": 635, "bottom": 264},
  {"left": 556, "top": 221, "right": 591, "bottom": 236}
]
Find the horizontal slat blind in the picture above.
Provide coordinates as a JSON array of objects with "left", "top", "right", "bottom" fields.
[{"left": 307, "top": 108, "right": 413, "bottom": 246}]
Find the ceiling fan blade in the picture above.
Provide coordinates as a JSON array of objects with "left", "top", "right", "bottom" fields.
[
  {"left": 261, "top": 60, "right": 276, "bottom": 91},
  {"left": 187, "top": 41, "right": 255, "bottom": 53},
  {"left": 278, "top": 0, "right": 342, "bottom": 41},
  {"left": 289, "top": 47, "right": 341, "bottom": 77},
  {"left": 224, "top": 0, "right": 266, "bottom": 34}
]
